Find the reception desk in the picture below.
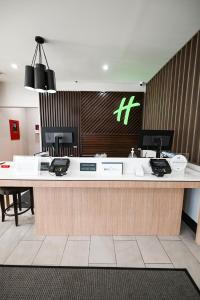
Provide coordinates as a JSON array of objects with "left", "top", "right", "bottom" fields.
[{"left": 0, "top": 157, "right": 200, "bottom": 244}]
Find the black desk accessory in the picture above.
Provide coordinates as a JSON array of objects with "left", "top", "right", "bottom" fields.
[
  {"left": 49, "top": 158, "right": 70, "bottom": 176},
  {"left": 150, "top": 158, "right": 172, "bottom": 177},
  {"left": 80, "top": 163, "right": 96, "bottom": 171}
]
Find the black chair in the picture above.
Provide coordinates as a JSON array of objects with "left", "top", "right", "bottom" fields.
[{"left": 0, "top": 187, "right": 34, "bottom": 226}]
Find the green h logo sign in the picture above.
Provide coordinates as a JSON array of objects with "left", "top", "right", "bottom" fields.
[{"left": 113, "top": 96, "right": 140, "bottom": 125}]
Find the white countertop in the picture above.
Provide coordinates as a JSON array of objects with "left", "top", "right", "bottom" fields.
[{"left": 0, "top": 157, "right": 200, "bottom": 182}]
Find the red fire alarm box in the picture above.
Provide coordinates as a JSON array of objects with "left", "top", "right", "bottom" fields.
[{"left": 9, "top": 120, "right": 20, "bottom": 140}]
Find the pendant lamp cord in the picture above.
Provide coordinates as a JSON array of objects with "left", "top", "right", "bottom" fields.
[
  {"left": 31, "top": 44, "right": 38, "bottom": 67},
  {"left": 39, "top": 44, "right": 42, "bottom": 64},
  {"left": 41, "top": 45, "right": 50, "bottom": 69},
  {"left": 31, "top": 41, "right": 50, "bottom": 69}
]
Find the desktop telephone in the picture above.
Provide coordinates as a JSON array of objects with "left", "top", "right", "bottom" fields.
[
  {"left": 49, "top": 158, "right": 70, "bottom": 176},
  {"left": 150, "top": 158, "right": 172, "bottom": 177}
]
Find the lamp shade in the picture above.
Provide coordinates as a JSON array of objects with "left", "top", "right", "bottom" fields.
[
  {"left": 46, "top": 69, "right": 56, "bottom": 93},
  {"left": 24, "top": 65, "right": 34, "bottom": 90},
  {"left": 34, "top": 63, "right": 46, "bottom": 93}
]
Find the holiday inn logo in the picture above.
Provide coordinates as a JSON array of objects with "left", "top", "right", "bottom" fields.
[{"left": 113, "top": 96, "right": 140, "bottom": 125}]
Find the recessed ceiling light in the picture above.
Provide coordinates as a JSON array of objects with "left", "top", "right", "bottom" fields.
[
  {"left": 11, "top": 63, "right": 18, "bottom": 69},
  {"left": 102, "top": 64, "right": 109, "bottom": 71}
]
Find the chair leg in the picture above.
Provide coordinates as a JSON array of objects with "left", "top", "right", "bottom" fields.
[
  {"left": 5, "top": 195, "right": 10, "bottom": 210},
  {"left": 13, "top": 194, "right": 18, "bottom": 226},
  {"left": 0, "top": 195, "right": 5, "bottom": 222},
  {"left": 30, "top": 188, "right": 34, "bottom": 215},
  {"left": 18, "top": 193, "right": 22, "bottom": 211}
]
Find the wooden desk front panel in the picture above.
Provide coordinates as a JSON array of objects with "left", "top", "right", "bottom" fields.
[
  {"left": 1, "top": 179, "right": 200, "bottom": 189},
  {"left": 34, "top": 187, "right": 184, "bottom": 236}
]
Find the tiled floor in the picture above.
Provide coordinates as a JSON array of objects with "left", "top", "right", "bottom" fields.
[{"left": 0, "top": 212, "right": 200, "bottom": 288}]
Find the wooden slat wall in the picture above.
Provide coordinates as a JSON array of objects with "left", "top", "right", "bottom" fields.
[
  {"left": 81, "top": 135, "right": 139, "bottom": 157},
  {"left": 80, "top": 91, "right": 143, "bottom": 156},
  {"left": 39, "top": 91, "right": 80, "bottom": 156},
  {"left": 40, "top": 91, "right": 144, "bottom": 157},
  {"left": 143, "top": 31, "right": 200, "bottom": 164},
  {"left": 81, "top": 92, "right": 143, "bottom": 135}
]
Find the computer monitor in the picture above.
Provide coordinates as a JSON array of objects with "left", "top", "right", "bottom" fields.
[
  {"left": 45, "top": 132, "right": 73, "bottom": 145},
  {"left": 42, "top": 127, "right": 75, "bottom": 156},
  {"left": 138, "top": 130, "right": 174, "bottom": 158}
]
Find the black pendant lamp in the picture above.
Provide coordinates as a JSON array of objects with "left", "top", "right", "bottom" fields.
[{"left": 24, "top": 36, "right": 56, "bottom": 93}]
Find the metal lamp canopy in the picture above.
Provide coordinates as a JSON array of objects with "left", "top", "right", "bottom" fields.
[{"left": 24, "top": 36, "right": 56, "bottom": 93}]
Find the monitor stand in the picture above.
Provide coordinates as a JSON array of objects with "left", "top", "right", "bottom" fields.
[
  {"left": 156, "top": 148, "right": 161, "bottom": 158},
  {"left": 153, "top": 137, "right": 162, "bottom": 158},
  {"left": 54, "top": 136, "right": 62, "bottom": 157}
]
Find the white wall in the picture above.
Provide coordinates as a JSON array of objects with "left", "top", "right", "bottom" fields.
[
  {"left": 25, "top": 107, "right": 41, "bottom": 155},
  {"left": 57, "top": 81, "right": 146, "bottom": 92},
  {"left": 0, "top": 81, "right": 41, "bottom": 159},
  {"left": 0, "top": 107, "right": 28, "bottom": 160},
  {"left": 0, "top": 107, "right": 41, "bottom": 161},
  {"left": 0, "top": 81, "right": 39, "bottom": 108}
]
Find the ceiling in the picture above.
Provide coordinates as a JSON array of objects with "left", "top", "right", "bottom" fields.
[{"left": 0, "top": 0, "right": 200, "bottom": 88}]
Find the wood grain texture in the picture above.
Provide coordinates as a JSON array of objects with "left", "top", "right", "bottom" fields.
[
  {"left": 39, "top": 91, "right": 81, "bottom": 157},
  {"left": 143, "top": 31, "right": 200, "bottom": 165},
  {"left": 1, "top": 178, "right": 199, "bottom": 241},
  {"left": 1, "top": 179, "right": 200, "bottom": 189},
  {"left": 40, "top": 91, "right": 144, "bottom": 157},
  {"left": 80, "top": 134, "right": 139, "bottom": 157},
  {"left": 80, "top": 92, "right": 143, "bottom": 135},
  {"left": 34, "top": 187, "right": 184, "bottom": 235},
  {"left": 80, "top": 91, "right": 143, "bottom": 156}
]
